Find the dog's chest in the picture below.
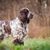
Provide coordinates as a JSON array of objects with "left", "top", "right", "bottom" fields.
[{"left": 10, "top": 18, "right": 27, "bottom": 32}]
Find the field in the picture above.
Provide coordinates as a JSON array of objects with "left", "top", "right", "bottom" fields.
[
  {"left": 0, "top": 22, "right": 50, "bottom": 50},
  {"left": 0, "top": 38, "right": 50, "bottom": 50}
]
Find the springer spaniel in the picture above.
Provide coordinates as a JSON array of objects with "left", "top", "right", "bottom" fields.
[
  {"left": 0, "top": 8, "right": 33, "bottom": 45},
  {"left": 10, "top": 8, "right": 33, "bottom": 44}
]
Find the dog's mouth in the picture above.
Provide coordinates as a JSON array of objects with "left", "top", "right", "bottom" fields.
[
  {"left": 30, "top": 13, "right": 33, "bottom": 19},
  {"left": 28, "top": 12, "right": 33, "bottom": 19}
]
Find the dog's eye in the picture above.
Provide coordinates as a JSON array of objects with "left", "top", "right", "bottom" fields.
[{"left": 21, "top": 13, "right": 25, "bottom": 15}]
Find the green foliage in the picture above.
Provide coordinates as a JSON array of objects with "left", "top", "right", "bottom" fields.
[{"left": 0, "top": 38, "right": 50, "bottom": 50}]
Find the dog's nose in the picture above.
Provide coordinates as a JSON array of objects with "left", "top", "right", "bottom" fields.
[
  {"left": 30, "top": 13, "right": 33, "bottom": 19},
  {"left": 28, "top": 11, "right": 33, "bottom": 19}
]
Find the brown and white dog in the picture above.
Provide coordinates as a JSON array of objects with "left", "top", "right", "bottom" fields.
[
  {"left": 10, "top": 8, "right": 33, "bottom": 44},
  {"left": 0, "top": 8, "right": 33, "bottom": 45}
]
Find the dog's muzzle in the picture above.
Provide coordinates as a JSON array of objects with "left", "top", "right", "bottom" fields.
[{"left": 28, "top": 11, "right": 33, "bottom": 19}]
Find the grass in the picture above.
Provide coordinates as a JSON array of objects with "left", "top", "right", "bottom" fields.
[{"left": 0, "top": 38, "right": 50, "bottom": 50}]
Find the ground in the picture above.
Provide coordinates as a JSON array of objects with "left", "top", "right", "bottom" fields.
[{"left": 0, "top": 37, "right": 50, "bottom": 50}]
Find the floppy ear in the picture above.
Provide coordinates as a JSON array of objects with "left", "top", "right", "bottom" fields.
[{"left": 27, "top": 18, "right": 30, "bottom": 24}]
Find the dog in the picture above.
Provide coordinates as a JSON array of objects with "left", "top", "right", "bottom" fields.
[
  {"left": 10, "top": 8, "right": 33, "bottom": 45},
  {"left": 0, "top": 8, "right": 33, "bottom": 45}
]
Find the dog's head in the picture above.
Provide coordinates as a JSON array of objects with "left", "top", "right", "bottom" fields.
[{"left": 19, "top": 8, "right": 33, "bottom": 23}]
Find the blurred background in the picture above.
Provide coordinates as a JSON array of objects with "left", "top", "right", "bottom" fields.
[{"left": 0, "top": 0, "right": 50, "bottom": 38}]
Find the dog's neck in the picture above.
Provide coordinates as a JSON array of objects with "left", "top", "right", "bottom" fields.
[{"left": 18, "top": 16, "right": 27, "bottom": 24}]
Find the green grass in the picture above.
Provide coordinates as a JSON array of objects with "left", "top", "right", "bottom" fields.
[{"left": 0, "top": 38, "right": 50, "bottom": 50}]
